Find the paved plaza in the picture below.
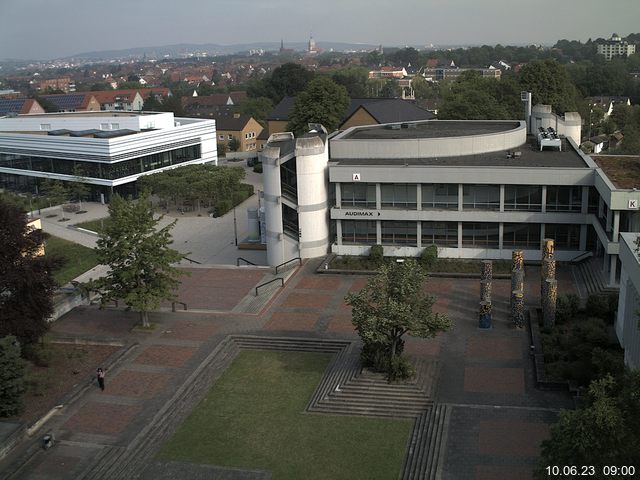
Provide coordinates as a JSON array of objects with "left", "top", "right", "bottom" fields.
[{"left": 0, "top": 258, "right": 578, "bottom": 480}]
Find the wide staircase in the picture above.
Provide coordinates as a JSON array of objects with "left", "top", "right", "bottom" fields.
[{"left": 576, "top": 257, "right": 619, "bottom": 296}]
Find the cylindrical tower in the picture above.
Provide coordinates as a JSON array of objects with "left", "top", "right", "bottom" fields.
[{"left": 295, "top": 136, "right": 329, "bottom": 259}]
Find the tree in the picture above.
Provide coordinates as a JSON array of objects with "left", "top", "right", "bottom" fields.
[
  {"left": 332, "top": 67, "right": 369, "bottom": 98},
  {"left": 239, "top": 96, "right": 273, "bottom": 127},
  {"left": 40, "top": 179, "right": 68, "bottom": 208},
  {"left": 535, "top": 372, "right": 640, "bottom": 478},
  {"left": 0, "top": 336, "right": 26, "bottom": 417},
  {"left": 439, "top": 71, "right": 514, "bottom": 120},
  {"left": 68, "top": 165, "right": 90, "bottom": 209},
  {"left": 345, "top": 260, "right": 451, "bottom": 380},
  {"left": 287, "top": 77, "right": 350, "bottom": 135},
  {"left": 518, "top": 59, "right": 580, "bottom": 113},
  {"left": 228, "top": 137, "right": 241, "bottom": 152},
  {"left": 90, "top": 192, "right": 185, "bottom": 327},
  {"left": 0, "top": 201, "right": 62, "bottom": 346},
  {"left": 267, "top": 63, "right": 314, "bottom": 103}
]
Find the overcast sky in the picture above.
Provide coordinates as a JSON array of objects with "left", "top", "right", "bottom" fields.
[{"left": 1, "top": 0, "right": 638, "bottom": 60}]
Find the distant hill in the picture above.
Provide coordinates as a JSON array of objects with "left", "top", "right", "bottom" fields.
[{"left": 62, "top": 41, "right": 382, "bottom": 61}]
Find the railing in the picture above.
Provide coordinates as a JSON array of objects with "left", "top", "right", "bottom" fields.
[
  {"left": 184, "top": 257, "right": 202, "bottom": 264},
  {"left": 569, "top": 251, "right": 593, "bottom": 264},
  {"left": 237, "top": 257, "right": 256, "bottom": 266},
  {"left": 275, "top": 257, "right": 302, "bottom": 274},
  {"left": 171, "top": 301, "right": 187, "bottom": 312},
  {"left": 255, "top": 277, "right": 284, "bottom": 296}
]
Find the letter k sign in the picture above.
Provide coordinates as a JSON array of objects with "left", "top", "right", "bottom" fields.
[{"left": 629, "top": 199, "right": 638, "bottom": 209}]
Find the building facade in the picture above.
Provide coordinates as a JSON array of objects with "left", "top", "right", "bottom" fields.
[
  {"left": 0, "top": 111, "right": 217, "bottom": 200},
  {"left": 597, "top": 33, "right": 636, "bottom": 60}
]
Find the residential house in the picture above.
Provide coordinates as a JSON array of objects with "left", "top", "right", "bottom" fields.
[
  {"left": 215, "top": 113, "right": 263, "bottom": 153},
  {"left": 34, "top": 77, "right": 74, "bottom": 93},
  {"left": 368, "top": 66, "right": 408, "bottom": 79},
  {"left": 39, "top": 93, "right": 101, "bottom": 112},
  {"left": 597, "top": 33, "right": 636, "bottom": 60},
  {"left": 587, "top": 96, "right": 632, "bottom": 119},
  {"left": 267, "top": 97, "right": 435, "bottom": 136},
  {"left": 0, "top": 98, "right": 45, "bottom": 116},
  {"left": 92, "top": 90, "right": 145, "bottom": 111}
]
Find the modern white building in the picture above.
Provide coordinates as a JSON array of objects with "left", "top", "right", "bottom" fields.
[
  {"left": 0, "top": 111, "right": 217, "bottom": 200},
  {"left": 597, "top": 33, "right": 636, "bottom": 61},
  {"left": 261, "top": 107, "right": 640, "bottom": 289},
  {"left": 615, "top": 232, "right": 640, "bottom": 369}
]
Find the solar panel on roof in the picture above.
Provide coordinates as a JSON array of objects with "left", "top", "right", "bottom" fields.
[{"left": 0, "top": 99, "right": 26, "bottom": 115}]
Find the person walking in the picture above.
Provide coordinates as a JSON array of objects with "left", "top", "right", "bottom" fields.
[{"left": 96, "top": 368, "right": 105, "bottom": 391}]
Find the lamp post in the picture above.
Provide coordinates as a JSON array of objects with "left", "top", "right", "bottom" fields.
[{"left": 233, "top": 206, "right": 238, "bottom": 246}]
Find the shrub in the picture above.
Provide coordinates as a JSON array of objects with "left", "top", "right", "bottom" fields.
[
  {"left": 369, "top": 244, "right": 384, "bottom": 266},
  {"left": 388, "top": 355, "right": 415, "bottom": 382},
  {"left": 0, "top": 336, "right": 26, "bottom": 417},
  {"left": 556, "top": 294, "right": 580, "bottom": 324},
  {"left": 213, "top": 199, "right": 233, "bottom": 217},
  {"left": 586, "top": 294, "right": 617, "bottom": 323},
  {"left": 591, "top": 347, "right": 624, "bottom": 380},
  {"left": 253, "top": 163, "right": 263, "bottom": 173},
  {"left": 420, "top": 245, "right": 438, "bottom": 270}
]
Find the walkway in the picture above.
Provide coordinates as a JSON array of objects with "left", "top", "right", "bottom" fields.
[{"left": 0, "top": 260, "right": 577, "bottom": 480}]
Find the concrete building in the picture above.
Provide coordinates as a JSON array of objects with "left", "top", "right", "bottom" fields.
[
  {"left": 597, "top": 33, "right": 636, "bottom": 60},
  {"left": 0, "top": 111, "right": 217, "bottom": 201},
  {"left": 615, "top": 233, "right": 640, "bottom": 369}
]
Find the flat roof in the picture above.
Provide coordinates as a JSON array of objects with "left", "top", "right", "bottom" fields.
[
  {"left": 341, "top": 120, "right": 521, "bottom": 140},
  {"left": 331, "top": 137, "right": 589, "bottom": 169},
  {"left": 593, "top": 155, "right": 640, "bottom": 189},
  {"left": 13, "top": 111, "right": 160, "bottom": 119}
]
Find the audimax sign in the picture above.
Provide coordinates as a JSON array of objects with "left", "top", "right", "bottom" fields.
[{"left": 343, "top": 211, "right": 381, "bottom": 217}]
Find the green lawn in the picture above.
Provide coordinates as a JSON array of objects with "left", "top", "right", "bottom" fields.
[
  {"left": 74, "top": 217, "right": 110, "bottom": 234},
  {"left": 45, "top": 235, "right": 99, "bottom": 285},
  {"left": 160, "top": 350, "right": 412, "bottom": 480}
]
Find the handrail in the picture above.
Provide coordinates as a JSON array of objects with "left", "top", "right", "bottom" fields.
[
  {"left": 255, "top": 277, "right": 284, "bottom": 296},
  {"left": 275, "top": 257, "right": 302, "bottom": 274},
  {"left": 171, "top": 301, "right": 187, "bottom": 312},
  {"left": 237, "top": 257, "right": 257, "bottom": 266},
  {"left": 569, "top": 251, "right": 593, "bottom": 264},
  {"left": 184, "top": 257, "right": 202, "bottom": 264}
]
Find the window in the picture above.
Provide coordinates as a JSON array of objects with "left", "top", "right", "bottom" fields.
[
  {"left": 545, "top": 224, "right": 580, "bottom": 250},
  {"left": 546, "top": 186, "right": 582, "bottom": 212},
  {"left": 342, "top": 220, "right": 377, "bottom": 244},
  {"left": 100, "top": 123, "right": 109, "bottom": 130},
  {"left": 463, "top": 185, "right": 500, "bottom": 211},
  {"left": 504, "top": 186, "right": 542, "bottom": 211},
  {"left": 381, "top": 221, "right": 417, "bottom": 246},
  {"left": 381, "top": 184, "right": 417, "bottom": 209},
  {"left": 422, "top": 184, "right": 458, "bottom": 210},
  {"left": 40, "top": 124, "right": 51, "bottom": 131},
  {"left": 228, "top": 134, "right": 233, "bottom": 140},
  {"left": 219, "top": 135, "right": 224, "bottom": 140},
  {"left": 462, "top": 223, "right": 499, "bottom": 248},
  {"left": 341, "top": 183, "right": 376, "bottom": 208},
  {"left": 503, "top": 223, "right": 540, "bottom": 249},
  {"left": 421, "top": 222, "right": 458, "bottom": 247},
  {"left": 110, "top": 123, "right": 119, "bottom": 130}
]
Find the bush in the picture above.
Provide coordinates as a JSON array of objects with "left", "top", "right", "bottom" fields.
[
  {"left": 586, "top": 293, "right": 617, "bottom": 323},
  {"left": 23, "top": 343, "right": 53, "bottom": 367},
  {"left": 213, "top": 199, "right": 233, "bottom": 217},
  {"left": 591, "top": 347, "right": 624, "bottom": 380},
  {"left": 0, "top": 336, "right": 26, "bottom": 417},
  {"left": 420, "top": 245, "right": 438, "bottom": 269},
  {"left": 388, "top": 355, "right": 415, "bottom": 382},
  {"left": 253, "top": 163, "right": 263, "bottom": 173},
  {"left": 369, "top": 244, "right": 384, "bottom": 266},
  {"left": 556, "top": 294, "right": 580, "bottom": 324}
]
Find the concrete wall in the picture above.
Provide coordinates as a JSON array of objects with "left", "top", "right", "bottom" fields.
[
  {"left": 0, "top": 111, "right": 176, "bottom": 132},
  {"left": 616, "top": 232, "right": 640, "bottom": 369},
  {"left": 261, "top": 143, "right": 288, "bottom": 266}
]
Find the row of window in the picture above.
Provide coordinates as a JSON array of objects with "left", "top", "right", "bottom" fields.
[
  {"left": 341, "top": 221, "right": 581, "bottom": 250},
  {"left": 0, "top": 145, "right": 201, "bottom": 180},
  {"left": 340, "top": 183, "right": 597, "bottom": 213}
]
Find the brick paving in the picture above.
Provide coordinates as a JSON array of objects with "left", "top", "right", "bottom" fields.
[
  {"left": 2, "top": 261, "right": 580, "bottom": 480},
  {"left": 63, "top": 401, "right": 141, "bottom": 436}
]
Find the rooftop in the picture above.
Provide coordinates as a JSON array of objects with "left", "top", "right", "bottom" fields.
[
  {"left": 341, "top": 120, "right": 520, "bottom": 140},
  {"left": 332, "top": 137, "right": 589, "bottom": 169},
  {"left": 593, "top": 155, "right": 640, "bottom": 189}
]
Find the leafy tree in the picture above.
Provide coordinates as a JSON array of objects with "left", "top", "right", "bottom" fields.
[
  {"left": 332, "top": 67, "right": 369, "bottom": 98},
  {"left": 287, "top": 77, "right": 350, "bottom": 135},
  {"left": 0, "top": 201, "right": 62, "bottom": 346},
  {"left": 518, "top": 59, "right": 580, "bottom": 113},
  {"left": 228, "top": 137, "right": 241, "bottom": 152},
  {"left": 142, "top": 94, "right": 162, "bottom": 111},
  {"left": 217, "top": 142, "right": 228, "bottom": 157},
  {"left": 265, "top": 63, "right": 314, "bottom": 103},
  {"left": 345, "top": 259, "right": 451, "bottom": 380},
  {"left": 0, "top": 336, "right": 26, "bottom": 417},
  {"left": 535, "top": 372, "right": 640, "bottom": 478},
  {"left": 90, "top": 192, "right": 184, "bottom": 327},
  {"left": 40, "top": 179, "right": 68, "bottom": 208},
  {"left": 380, "top": 79, "right": 399, "bottom": 98},
  {"left": 439, "top": 71, "right": 515, "bottom": 120},
  {"left": 239, "top": 96, "right": 273, "bottom": 127},
  {"left": 411, "top": 75, "right": 440, "bottom": 101},
  {"left": 68, "top": 165, "right": 90, "bottom": 208}
]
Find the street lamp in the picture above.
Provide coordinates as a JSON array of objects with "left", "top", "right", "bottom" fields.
[{"left": 233, "top": 206, "right": 238, "bottom": 246}]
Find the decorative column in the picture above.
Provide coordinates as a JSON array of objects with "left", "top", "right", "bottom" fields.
[
  {"left": 479, "top": 260, "right": 493, "bottom": 329},
  {"left": 543, "top": 278, "right": 557, "bottom": 328},
  {"left": 510, "top": 250, "right": 525, "bottom": 328}
]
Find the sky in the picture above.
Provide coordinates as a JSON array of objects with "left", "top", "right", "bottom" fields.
[{"left": 0, "top": 0, "right": 639, "bottom": 60}]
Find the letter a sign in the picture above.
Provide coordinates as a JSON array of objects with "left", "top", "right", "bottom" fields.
[{"left": 352, "top": 173, "right": 361, "bottom": 181}]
